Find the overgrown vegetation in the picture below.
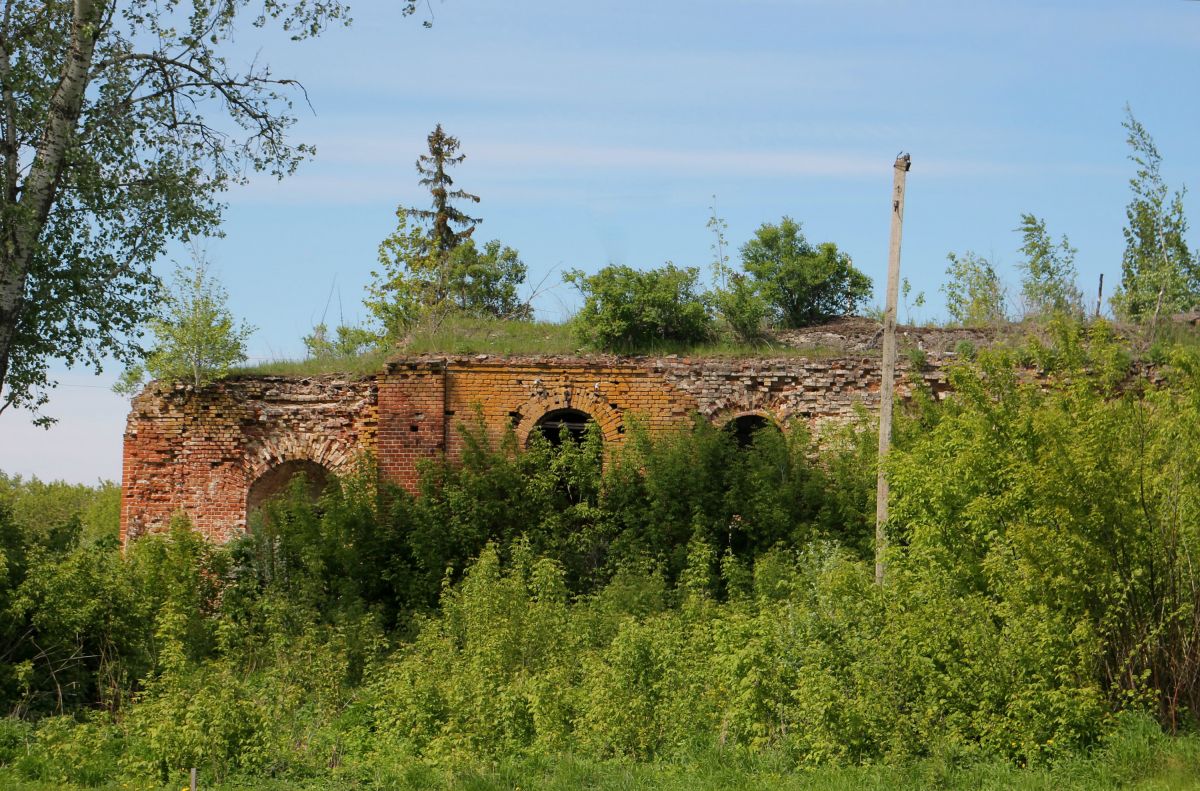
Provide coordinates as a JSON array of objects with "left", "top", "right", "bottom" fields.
[
  {"left": 564, "top": 264, "right": 714, "bottom": 350},
  {"left": 5, "top": 322, "right": 1200, "bottom": 788},
  {"left": 115, "top": 251, "right": 255, "bottom": 395},
  {"left": 1111, "top": 106, "right": 1199, "bottom": 322}
]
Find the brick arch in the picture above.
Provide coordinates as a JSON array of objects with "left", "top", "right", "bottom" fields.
[
  {"left": 246, "top": 459, "right": 333, "bottom": 516},
  {"left": 242, "top": 433, "right": 359, "bottom": 486},
  {"left": 510, "top": 389, "right": 625, "bottom": 447},
  {"left": 716, "top": 409, "right": 786, "bottom": 448},
  {"left": 710, "top": 407, "right": 783, "bottom": 430}
]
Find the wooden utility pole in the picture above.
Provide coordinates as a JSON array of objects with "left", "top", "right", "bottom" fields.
[{"left": 876, "top": 153, "right": 910, "bottom": 586}]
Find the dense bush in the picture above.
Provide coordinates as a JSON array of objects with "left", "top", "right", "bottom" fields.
[
  {"left": 740, "top": 217, "right": 872, "bottom": 328},
  {"left": 362, "top": 540, "right": 1105, "bottom": 766},
  {"left": 890, "top": 321, "right": 1200, "bottom": 730},
  {"left": 5, "top": 324, "right": 1200, "bottom": 787},
  {"left": 564, "top": 263, "right": 713, "bottom": 351}
]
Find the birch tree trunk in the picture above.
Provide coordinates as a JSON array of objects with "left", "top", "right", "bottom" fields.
[{"left": 0, "top": 0, "right": 100, "bottom": 407}]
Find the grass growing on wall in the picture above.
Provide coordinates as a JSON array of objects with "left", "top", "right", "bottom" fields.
[
  {"left": 228, "top": 347, "right": 393, "bottom": 378},
  {"left": 232, "top": 315, "right": 846, "bottom": 378}
]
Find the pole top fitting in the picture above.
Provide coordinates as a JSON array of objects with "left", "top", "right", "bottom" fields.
[{"left": 894, "top": 152, "right": 911, "bottom": 172}]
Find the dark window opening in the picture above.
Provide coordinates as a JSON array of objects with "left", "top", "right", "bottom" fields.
[
  {"left": 724, "top": 414, "right": 779, "bottom": 449},
  {"left": 247, "top": 459, "right": 332, "bottom": 517},
  {"left": 531, "top": 408, "right": 596, "bottom": 448}
]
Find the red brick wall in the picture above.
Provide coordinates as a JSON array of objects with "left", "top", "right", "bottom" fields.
[
  {"left": 376, "top": 361, "right": 447, "bottom": 492},
  {"left": 121, "top": 354, "right": 949, "bottom": 545},
  {"left": 120, "top": 376, "right": 376, "bottom": 544}
]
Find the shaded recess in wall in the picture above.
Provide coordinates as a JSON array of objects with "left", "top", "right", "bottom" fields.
[
  {"left": 247, "top": 459, "right": 332, "bottom": 516},
  {"left": 531, "top": 408, "right": 595, "bottom": 447},
  {"left": 723, "top": 413, "right": 780, "bottom": 448}
]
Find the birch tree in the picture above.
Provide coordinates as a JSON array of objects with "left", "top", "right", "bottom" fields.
[
  {"left": 0, "top": 0, "right": 425, "bottom": 420},
  {"left": 114, "top": 250, "right": 253, "bottom": 393}
]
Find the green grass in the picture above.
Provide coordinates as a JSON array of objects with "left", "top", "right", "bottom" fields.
[
  {"left": 4, "top": 721, "right": 1198, "bottom": 791},
  {"left": 231, "top": 316, "right": 849, "bottom": 378},
  {"left": 402, "top": 315, "right": 855, "bottom": 358},
  {"left": 402, "top": 315, "right": 578, "bottom": 355},
  {"left": 226, "top": 314, "right": 1200, "bottom": 379},
  {"left": 228, "top": 347, "right": 392, "bottom": 378}
]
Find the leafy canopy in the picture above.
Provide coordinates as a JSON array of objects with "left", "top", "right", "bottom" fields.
[
  {"left": 409, "top": 123, "right": 482, "bottom": 253},
  {"left": 941, "top": 250, "right": 1006, "bottom": 325},
  {"left": 1016, "top": 213, "right": 1082, "bottom": 318},
  {"left": 302, "top": 322, "right": 379, "bottom": 361},
  {"left": 115, "top": 253, "right": 254, "bottom": 392},
  {"left": 0, "top": 0, "right": 429, "bottom": 419},
  {"left": 1110, "top": 106, "right": 1198, "bottom": 321},
  {"left": 740, "top": 217, "right": 872, "bottom": 328},
  {"left": 564, "top": 263, "right": 712, "bottom": 351},
  {"left": 367, "top": 126, "right": 530, "bottom": 338},
  {"left": 367, "top": 209, "right": 532, "bottom": 339}
]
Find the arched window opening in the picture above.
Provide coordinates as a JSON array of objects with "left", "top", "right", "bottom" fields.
[
  {"left": 246, "top": 459, "right": 332, "bottom": 517},
  {"left": 531, "top": 408, "right": 596, "bottom": 448},
  {"left": 724, "top": 414, "right": 780, "bottom": 449}
]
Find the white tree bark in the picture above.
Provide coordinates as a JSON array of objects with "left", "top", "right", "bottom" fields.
[{"left": 0, "top": 0, "right": 100, "bottom": 402}]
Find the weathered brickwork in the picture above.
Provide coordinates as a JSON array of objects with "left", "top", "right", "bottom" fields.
[
  {"left": 120, "top": 354, "right": 949, "bottom": 545},
  {"left": 121, "top": 376, "right": 377, "bottom": 543}
]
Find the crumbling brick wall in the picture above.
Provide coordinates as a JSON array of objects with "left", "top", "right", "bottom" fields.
[
  {"left": 121, "top": 354, "right": 949, "bottom": 544},
  {"left": 120, "top": 376, "right": 377, "bottom": 543}
]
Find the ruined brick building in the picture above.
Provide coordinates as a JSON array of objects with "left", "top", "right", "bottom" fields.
[{"left": 120, "top": 353, "right": 949, "bottom": 544}]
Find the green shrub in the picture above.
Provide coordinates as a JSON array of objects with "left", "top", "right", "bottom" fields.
[
  {"left": 565, "top": 263, "right": 713, "bottom": 351},
  {"left": 942, "top": 251, "right": 1006, "bottom": 325},
  {"left": 714, "top": 273, "right": 769, "bottom": 343},
  {"left": 10, "top": 714, "right": 122, "bottom": 787},
  {"left": 740, "top": 217, "right": 872, "bottom": 328},
  {"left": 122, "top": 666, "right": 271, "bottom": 782}
]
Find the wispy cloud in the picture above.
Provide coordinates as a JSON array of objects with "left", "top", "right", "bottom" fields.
[{"left": 232, "top": 136, "right": 1039, "bottom": 207}]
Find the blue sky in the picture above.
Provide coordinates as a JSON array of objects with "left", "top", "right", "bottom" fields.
[{"left": 3, "top": 0, "right": 1199, "bottom": 482}]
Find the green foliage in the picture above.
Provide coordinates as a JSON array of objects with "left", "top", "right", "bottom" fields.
[
  {"left": 901, "top": 277, "right": 926, "bottom": 325},
  {"left": 13, "top": 328, "right": 1200, "bottom": 785},
  {"left": 706, "top": 195, "right": 733, "bottom": 292},
  {"left": 1016, "top": 214, "right": 1083, "bottom": 318},
  {"left": 4, "top": 717, "right": 1200, "bottom": 789},
  {"left": 0, "top": 476, "right": 140, "bottom": 715},
  {"left": 409, "top": 124, "right": 482, "bottom": 254},
  {"left": 366, "top": 126, "right": 529, "bottom": 337},
  {"left": 361, "top": 540, "right": 1108, "bottom": 767},
  {"left": 366, "top": 208, "right": 438, "bottom": 334},
  {"left": 367, "top": 210, "right": 531, "bottom": 338},
  {"left": 740, "top": 217, "right": 872, "bottom": 328},
  {"left": 115, "top": 254, "right": 254, "bottom": 392},
  {"left": 0, "top": 473, "right": 119, "bottom": 546},
  {"left": 714, "top": 273, "right": 770, "bottom": 344},
  {"left": 1111, "top": 107, "right": 1199, "bottom": 322},
  {"left": 0, "top": 0, "right": 375, "bottom": 419},
  {"left": 565, "top": 264, "right": 713, "bottom": 351},
  {"left": 444, "top": 240, "right": 533, "bottom": 321},
  {"left": 302, "top": 323, "right": 379, "bottom": 362},
  {"left": 889, "top": 327, "right": 1200, "bottom": 729},
  {"left": 942, "top": 251, "right": 1006, "bottom": 325},
  {"left": 954, "top": 339, "right": 977, "bottom": 360}
]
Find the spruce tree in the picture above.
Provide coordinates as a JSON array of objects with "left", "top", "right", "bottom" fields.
[
  {"left": 367, "top": 126, "right": 531, "bottom": 336},
  {"left": 409, "top": 124, "right": 482, "bottom": 253}
]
